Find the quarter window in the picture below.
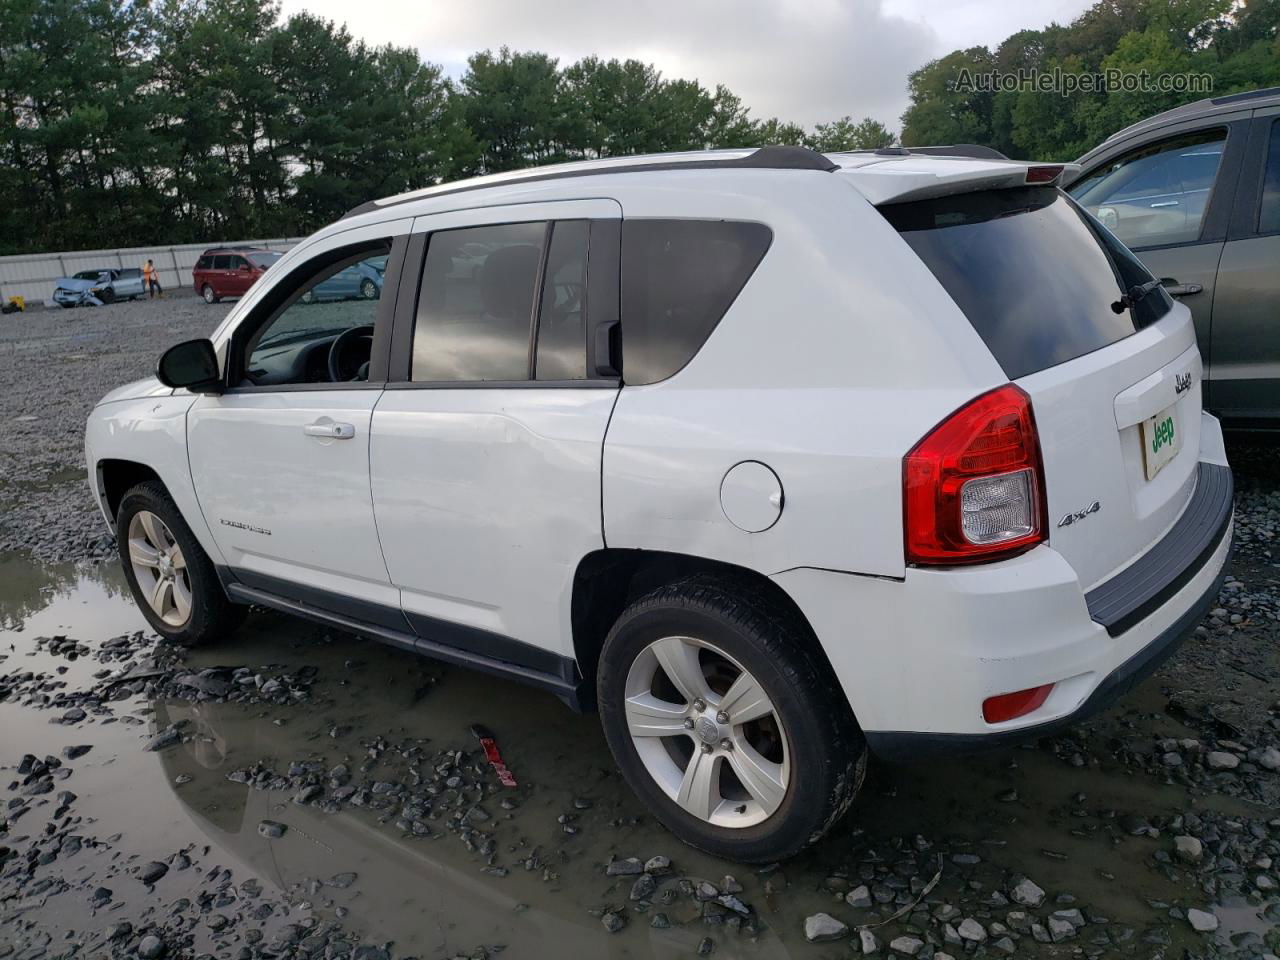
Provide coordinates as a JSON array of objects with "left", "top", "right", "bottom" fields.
[
  {"left": 620, "top": 219, "right": 772, "bottom": 385},
  {"left": 411, "top": 222, "right": 546, "bottom": 382},
  {"left": 1260, "top": 119, "right": 1280, "bottom": 235},
  {"left": 1068, "top": 129, "right": 1227, "bottom": 248}
]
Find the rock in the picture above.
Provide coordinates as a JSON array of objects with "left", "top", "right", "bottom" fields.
[
  {"left": 697, "top": 937, "right": 715, "bottom": 956},
  {"left": 292, "top": 785, "right": 322, "bottom": 804},
  {"left": 1174, "top": 835, "right": 1203, "bottom": 864},
  {"left": 1047, "top": 918, "right": 1077, "bottom": 942},
  {"left": 846, "top": 884, "right": 873, "bottom": 908},
  {"left": 105, "top": 922, "right": 133, "bottom": 940},
  {"left": 958, "top": 918, "right": 987, "bottom": 942},
  {"left": 258, "top": 820, "right": 287, "bottom": 839},
  {"left": 630, "top": 873, "right": 658, "bottom": 901},
  {"left": 144, "top": 728, "right": 181, "bottom": 752},
  {"left": 1010, "top": 877, "right": 1045, "bottom": 907},
  {"left": 139, "top": 861, "right": 168, "bottom": 884},
  {"left": 1255, "top": 875, "right": 1277, "bottom": 892},
  {"left": 650, "top": 913, "right": 671, "bottom": 929},
  {"left": 804, "top": 913, "right": 849, "bottom": 943},
  {"left": 1255, "top": 747, "right": 1280, "bottom": 772},
  {"left": 62, "top": 744, "right": 92, "bottom": 760},
  {"left": 328, "top": 872, "right": 358, "bottom": 888},
  {"left": 601, "top": 911, "right": 625, "bottom": 933},
  {"left": 695, "top": 881, "right": 719, "bottom": 901},
  {"left": 889, "top": 936, "right": 924, "bottom": 956},
  {"left": 1186, "top": 908, "right": 1218, "bottom": 933},
  {"left": 992, "top": 937, "right": 1016, "bottom": 955},
  {"left": 138, "top": 936, "right": 165, "bottom": 959},
  {"left": 605, "top": 857, "right": 644, "bottom": 876},
  {"left": 1206, "top": 751, "right": 1240, "bottom": 770},
  {"left": 644, "top": 855, "right": 672, "bottom": 875},
  {"left": 860, "top": 930, "right": 881, "bottom": 954}
]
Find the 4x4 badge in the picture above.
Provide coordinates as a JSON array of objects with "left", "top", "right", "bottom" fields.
[{"left": 1058, "top": 501, "right": 1101, "bottom": 527}]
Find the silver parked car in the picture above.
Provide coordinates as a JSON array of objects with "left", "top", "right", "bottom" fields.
[
  {"left": 1067, "top": 86, "right": 1280, "bottom": 429},
  {"left": 52, "top": 268, "right": 146, "bottom": 307}
]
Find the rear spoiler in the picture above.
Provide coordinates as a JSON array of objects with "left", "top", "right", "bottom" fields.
[{"left": 837, "top": 157, "right": 1082, "bottom": 206}]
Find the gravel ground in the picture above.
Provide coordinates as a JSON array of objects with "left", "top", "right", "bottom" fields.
[
  {"left": 1, "top": 297, "right": 1278, "bottom": 960},
  {"left": 0, "top": 295, "right": 231, "bottom": 562}
]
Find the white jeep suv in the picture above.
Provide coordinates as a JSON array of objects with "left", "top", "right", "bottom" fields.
[{"left": 85, "top": 146, "right": 1234, "bottom": 862}]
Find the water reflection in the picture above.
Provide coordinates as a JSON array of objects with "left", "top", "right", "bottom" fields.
[{"left": 0, "top": 551, "right": 129, "bottom": 630}]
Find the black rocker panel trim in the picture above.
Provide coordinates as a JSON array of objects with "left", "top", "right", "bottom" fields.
[
  {"left": 1084, "top": 461, "right": 1233, "bottom": 637},
  {"left": 218, "top": 568, "right": 586, "bottom": 709}
]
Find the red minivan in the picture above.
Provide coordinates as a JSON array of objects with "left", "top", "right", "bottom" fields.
[{"left": 192, "top": 247, "right": 283, "bottom": 303}]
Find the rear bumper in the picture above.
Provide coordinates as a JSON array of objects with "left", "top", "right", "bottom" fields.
[{"left": 774, "top": 420, "right": 1233, "bottom": 761}]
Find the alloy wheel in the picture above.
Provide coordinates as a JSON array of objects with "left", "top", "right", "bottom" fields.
[
  {"left": 127, "top": 510, "right": 193, "bottom": 627},
  {"left": 623, "top": 635, "right": 790, "bottom": 828}
]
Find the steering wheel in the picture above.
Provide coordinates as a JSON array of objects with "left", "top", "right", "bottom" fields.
[{"left": 328, "top": 325, "right": 375, "bottom": 382}]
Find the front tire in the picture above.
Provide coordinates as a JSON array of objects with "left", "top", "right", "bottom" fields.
[
  {"left": 116, "top": 482, "right": 243, "bottom": 645},
  {"left": 597, "top": 576, "right": 866, "bottom": 862}
]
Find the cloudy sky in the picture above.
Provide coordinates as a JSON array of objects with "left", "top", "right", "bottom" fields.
[{"left": 280, "top": 0, "right": 1096, "bottom": 130}]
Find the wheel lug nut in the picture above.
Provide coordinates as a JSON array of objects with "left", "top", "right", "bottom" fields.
[
  {"left": 692, "top": 698, "right": 707, "bottom": 712},
  {"left": 683, "top": 718, "right": 695, "bottom": 730},
  {"left": 719, "top": 738, "right": 733, "bottom": 751},
  {"left": 700, "top": 743, "right": 713, "bottom": 755},
  {"left": 716, "top": 711, "right": 729, "bottom": 724}
]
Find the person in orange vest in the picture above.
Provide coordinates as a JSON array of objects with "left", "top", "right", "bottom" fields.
[{"left": 143, "top": 259, "right": 163, "bottom": 298}]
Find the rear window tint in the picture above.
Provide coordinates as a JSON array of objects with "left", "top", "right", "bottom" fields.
[
  {"left": 880, "top": 187, "right": 1170, "bottom": 380},
  {"left": 621, "top": 219, "right": 772, "bottom": 385}
]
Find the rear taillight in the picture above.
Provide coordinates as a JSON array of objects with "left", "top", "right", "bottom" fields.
[{"left": 904, "top": 384, "right": 1047, "bottom": 565}]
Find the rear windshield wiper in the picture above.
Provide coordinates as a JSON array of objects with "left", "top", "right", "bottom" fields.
[{"left": 1111, "top": 278, "right": 1163, "bottom": 314}]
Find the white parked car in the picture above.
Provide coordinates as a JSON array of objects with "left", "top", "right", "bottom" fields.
[{"left": 85, "top": 146, "right": 1234, "bottom": 862}]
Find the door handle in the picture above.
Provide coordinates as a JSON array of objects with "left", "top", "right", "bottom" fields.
[
  {"left": 304, "top": 421, "right": 355, "bottom": 439},
  {"left": 1149, "top": 200, "right": 1179, "bottom": 208},
  {"left": 1160, "top": 279, "right": 1203, "bottom": 297}
]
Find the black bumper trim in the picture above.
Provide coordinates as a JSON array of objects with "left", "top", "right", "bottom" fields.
[
  {"left": 1085, "top": 461, "right": 1233, "bottom": 637},
  {"left": 865, "top": 527, "right": 1230, "bottom": 763}
]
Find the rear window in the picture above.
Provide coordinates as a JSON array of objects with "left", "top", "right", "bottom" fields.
[
  {"left": 620, "top": 220, "right": 772, "bottom": 385},
  {"left": 247, "top": 251, "right": 282, "bottom": 268},
  {"left": 195, "top": 257, "right": 210, "bottom": 270},
  {"left": 880, "top": 187, "right": 1171, "bottom": 380}
]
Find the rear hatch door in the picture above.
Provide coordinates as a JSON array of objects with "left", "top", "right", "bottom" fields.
[{"left": 874, "top": 174, "right": 1201, "bottom": 591}]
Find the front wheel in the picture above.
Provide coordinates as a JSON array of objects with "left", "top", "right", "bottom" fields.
[
  {"left": 597, "top": 576, "right": 866, "bottom": 862},
  {"left": 117, "top": 481, "right": 243, "bottom": 645}
]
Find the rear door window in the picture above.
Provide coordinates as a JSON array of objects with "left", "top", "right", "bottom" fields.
[
  {"left": 620, "top": 220, "right": 772, "bottom": 384},
  {"left": 212, "top": 255, "right": 231, "bottom": 270},
  {"left": 881, "top": 187, "right": 1172, "bottom": 380},
  {"left": 1260, "top": 119, "right": 1280, "bottom": 235},
  {"left": 1068, "top": 129, "right": 1227, "bottom": 248},
  {"left": 534, "top": 220, "right": 590, "bottom": 380},
  {"left": 411, "top": 222, "right": 546, "bottom": 382}
]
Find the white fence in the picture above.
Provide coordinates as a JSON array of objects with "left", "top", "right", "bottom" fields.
[{"left": 0, "top": 238, "right": 304, "bottom": 304}]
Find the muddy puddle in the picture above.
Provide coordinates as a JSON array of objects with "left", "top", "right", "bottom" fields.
[{"left": 2, "top": 553, "right": 1277, "bottom": 959}]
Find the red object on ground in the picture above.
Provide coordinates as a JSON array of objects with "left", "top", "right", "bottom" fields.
[{"left": 471, "top": 724, "right": 518, "bottom": 787}]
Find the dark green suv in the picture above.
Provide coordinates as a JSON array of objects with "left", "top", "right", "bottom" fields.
[{"left": 1068, "top": 86, "right": 1280, "bottom": 430}]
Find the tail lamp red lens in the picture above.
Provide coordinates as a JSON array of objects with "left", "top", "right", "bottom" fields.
[
  {"left": 903, "top": 384, "right": 1047, "bottom": 564},
  {"left": 1025, "top": 165, "right": 1064, "bottom": 184},
  {"left": 983, "top": 683, "right": 1054, "bottom": 724}
]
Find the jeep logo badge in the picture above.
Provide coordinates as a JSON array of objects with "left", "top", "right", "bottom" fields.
[{"left": 1175, "top": 371, "right": 1192, "bottom": 395}]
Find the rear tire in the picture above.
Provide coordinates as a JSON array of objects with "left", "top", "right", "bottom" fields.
[
  {"left": 202, "top": 285, "right": 218, "bottom": 304},
  {"left": 597, "top": 575, "right": 866, "bottom": 862},
  {"left": 116, "top": 481, "right": 243, "bottom": 645}
]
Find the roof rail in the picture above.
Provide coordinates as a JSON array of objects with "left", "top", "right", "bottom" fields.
[
  {"left": 1210, "top": 85, "right": 1280, "bottom": 106},
  {"left": 854, "top": 144, "right": 1010, "bottom": 161},
  {"left": 342, "top": 145, "right": 838, "bottom": 219}
]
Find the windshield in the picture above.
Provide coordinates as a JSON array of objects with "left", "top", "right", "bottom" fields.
[
  {"left": 246, "top": 251, "right": 283, "bottom": 268},
  {"left": 74, "top": 270, "right": 108, "bottom": 281},
  {"left": 879, "top": 187, "right": 1172, "bottom": 379}
]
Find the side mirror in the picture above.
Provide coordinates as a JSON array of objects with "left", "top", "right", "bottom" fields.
[{"left": 157, "top": 338, "right": 222, "bottom": 394}]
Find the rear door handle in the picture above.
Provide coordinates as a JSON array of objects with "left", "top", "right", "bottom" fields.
[
  {"left": 304, "top": 421, "right": 355, "bottom": 439},
  {"left": 1149, "top": 200, "right": 1179, "bottom": 208},
  {"left": 1160, "top": 279, "right": 1204, "bottom": 297}
]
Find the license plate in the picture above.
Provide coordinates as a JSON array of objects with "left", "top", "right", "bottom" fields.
[{"left": 1140, "top": 404, "right": 1180, "bottom": 480}]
